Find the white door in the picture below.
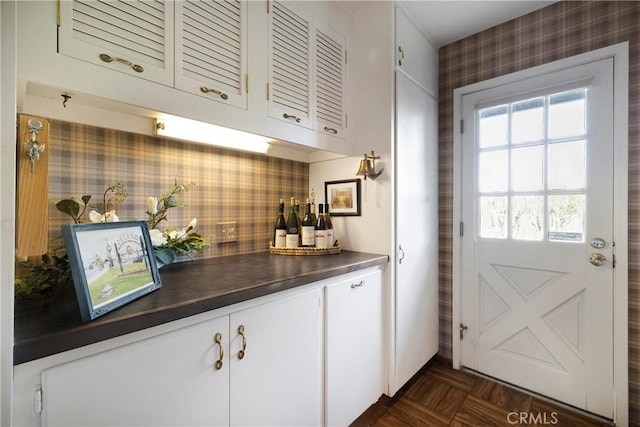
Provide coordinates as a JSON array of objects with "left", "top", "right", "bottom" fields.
[
  {"left": 41, "top": 316, "right": 230, "bottom": 426},
  {"left": 395, "top": 71, "right": 439, "bottom": 391},
  {"left": 229, "top": 289, "right": 322, "bottom": 427},
  {"left": 461, "top": 58, "right": 614, "bottom": 417}
]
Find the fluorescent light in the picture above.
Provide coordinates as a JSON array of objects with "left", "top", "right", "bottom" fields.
[{"left": 154, "top": 115, "right": 271, "bottom": 154}]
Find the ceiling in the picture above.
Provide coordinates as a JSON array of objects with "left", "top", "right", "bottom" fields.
[{"left": 340, "top": 1, "right": 557, "bottom": 47}]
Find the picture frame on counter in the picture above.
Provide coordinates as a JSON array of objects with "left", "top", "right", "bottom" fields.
[
  {"left": 62, "top": 221, "right": 162, "bottom": 321},
  {"left": 325, "top": 179, "right": 361, "bottom": 216}
]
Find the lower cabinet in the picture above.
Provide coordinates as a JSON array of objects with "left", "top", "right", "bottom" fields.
[
  {"left": 39, "top": 288, "right": 322, "bottom": 427},
  {"left": 325, "top": 269, "right": 384, "bottom": 426}
]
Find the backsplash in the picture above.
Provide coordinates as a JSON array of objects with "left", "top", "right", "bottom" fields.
[{"left": 45, "top": 119, "right": 309, "bottom": 259}]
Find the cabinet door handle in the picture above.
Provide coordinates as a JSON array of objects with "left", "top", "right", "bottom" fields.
[
  {"left": 214, "top": 332, "right": 224, "bottom": 370},
  {"left": 99, "top": 53, "right": 144, "bottom": 73},
  {"left": 237, "top": 325, "right": 247, "bottom": 360},
  {"left": 283, "top": 113, "right": 301, "bottom": 123},
  {"left": 324, "top": 126, "right": 338, "bottom": 135},
  {"left": 398, "top": 245, "right": 405, "bottom": 264},
  {"left": 351, "top": 280, "right": 365, "bottom": 289},
  {"left": 200, "top": 86, "right": 229, "bottom": 100},
  {"left": 398, "top": 46, "right": 405, "bottom": 66}
]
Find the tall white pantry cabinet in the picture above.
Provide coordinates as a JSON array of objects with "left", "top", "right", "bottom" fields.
[{"left": 346, "top": 2, "right": 439, "bottom": 394}]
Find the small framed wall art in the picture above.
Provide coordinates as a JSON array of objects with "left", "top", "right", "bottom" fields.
[
  {"left": 325, "top": 179, "right": 361, "bottom": 216},
  {"left": 62, "top": 221, "right": 162, "bottom": 321}
]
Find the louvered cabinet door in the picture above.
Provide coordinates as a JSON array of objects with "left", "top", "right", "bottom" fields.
[
  {"left": 315, "top": 25, "right": 347, "bottom": 139},
  {"left": 175, "top": 0, "right": 248, "bottom": 109},
  {"left": 268, "top": 0, "right": 314, "bottom": 129},
  {"left": 58, "top": 0, "right": 174, "bottom": 86}
]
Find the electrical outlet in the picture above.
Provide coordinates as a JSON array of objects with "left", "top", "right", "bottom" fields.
[{"left": 217, "top": 221, "right": 237, "bottom": 243}]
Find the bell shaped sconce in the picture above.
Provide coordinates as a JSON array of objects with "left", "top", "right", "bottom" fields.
[{"left": 355, "top": 150, "right": 383, "bottom": 180}]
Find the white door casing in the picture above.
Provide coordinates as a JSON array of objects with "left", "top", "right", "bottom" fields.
[{"left": 453, "top": 44, "right": 629, "bottom": 424}]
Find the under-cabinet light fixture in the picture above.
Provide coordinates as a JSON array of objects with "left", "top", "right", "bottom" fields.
[{"left": 154, "top": 116, "right": 271, "bottom": 154}]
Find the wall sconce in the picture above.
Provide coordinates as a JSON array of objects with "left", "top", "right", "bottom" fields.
[
  {"left": 154, "top": 115, "right": 271, "bottom": 154},
  {"left": 355, "top": 150, "right": 383, "bottom": 180}
]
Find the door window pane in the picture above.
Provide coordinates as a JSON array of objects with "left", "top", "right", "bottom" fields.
[
  {"left": 548, "top": 140, "right": 586, "bottom": 190},
  {"left": 480, "top": 197, "right": 507, "bottom": 239},
  {"left": 479, "top": 105, "right": 508, "bottom": 148},
  {"left": 479, "top": 150, "right": 508, "bottom": 193},
  {"left": 548, "top": 194, "right": 585, "bottom": 242},
  {"left": 511, "top": 145, "right": 543, "bottom": 192},
  {"left": 511, "top": 196, "right": 544, "bottom": 241},
  {"left": 548, "top": 89, "right": 586, "bottom": 139},
  {"left": 511, "top": 98, "right": 544, "bottom": 144}
]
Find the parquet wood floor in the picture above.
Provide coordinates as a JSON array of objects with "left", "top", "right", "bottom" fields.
[{"left": 351, "top": 357, "right": 614, "bottom": 427}]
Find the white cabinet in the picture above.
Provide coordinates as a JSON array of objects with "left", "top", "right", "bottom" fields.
[
  {"left": 38, "top": 288, "right": 322, "bottom": 427},
  {"left": 58, "top": 0, "right": 175, "bottom": 86},
  {"left": 41, "top": 315, "right": 230, "bottom": 426},
  {"left": 267, "top": 0, "right": 348, "bottom": 138},
  {"left": 325, "top": 269, "right": 384, "bottom": 427},
  {"left": 230, "top": 289, "right": 322, "bottom": 426},
  {"left": 175, "top": 0, "right": 248, "bottom": 109},
  {"left": 394, "top": 7, "right": 438, "bottom": 96},
  {"left": 394, "top": 71, "right": 439, "bottom": 389}
]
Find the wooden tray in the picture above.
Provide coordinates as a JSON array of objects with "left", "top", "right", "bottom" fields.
[{"left": 269, "top": 244, "right": 341, "bottom": 256}]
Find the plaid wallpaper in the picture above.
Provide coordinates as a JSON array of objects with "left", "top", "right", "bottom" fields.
[
  {"left": 437, "top": 0, "right": 640, "bottom": 421},
  {"left": 45, "top": 119, "right": 309, "bottom": 259}
]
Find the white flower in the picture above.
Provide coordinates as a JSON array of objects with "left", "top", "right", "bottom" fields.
[
  {"left": 167, "top": 229, "right": 187, "bottom": 240},
  {"left": 186, "top": 218, "right": 197, "bottom": 233},
  {"left": 147, "top": 196, "right": 158, "bottom": 214},
  {"left": 149, "top": 229, "right": 167, "bottom": 247},
  {"left": 89, "top": 210, "right": 120, "bottom": 223}
]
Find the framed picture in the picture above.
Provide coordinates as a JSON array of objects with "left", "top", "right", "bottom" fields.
[
  {"left": 62, "top": 221, "right": 162, "bottom": 321},
  {"left": 325, "top": 179, "right": 361, "bottom": 216}
]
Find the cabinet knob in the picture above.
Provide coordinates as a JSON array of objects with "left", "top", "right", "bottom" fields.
[
  {"left": 398, "top": 46, "right": 405, "bottom": 66},
  {"left": 398, "top": 245, "right": 405, "bottom": 264},
  {"left": 324, "top": 126, "right": 338, "bottom": 135},
  {"left": 200, "top": 86, "right": 229, "bottom": 100},
  {"left": 214, "top": 332, "right": 224, "bottom": 370},
  {"left": 237, "top": 325, "right": 247, "bottom": 360},
  {"left": 99, "top": 53, "right": 144, "bottom": 73}
]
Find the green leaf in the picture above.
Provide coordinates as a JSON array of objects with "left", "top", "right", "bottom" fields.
[
  {"left": 81, "top": 195, "right": 92, "bottom": 205},
  {"left": 56, "top": 199, "right": 81, "bottom": 219}
]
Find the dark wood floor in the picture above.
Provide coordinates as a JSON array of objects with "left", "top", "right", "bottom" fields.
[{"left": 351, "top": 357, "right": 613, "bottom": 427}]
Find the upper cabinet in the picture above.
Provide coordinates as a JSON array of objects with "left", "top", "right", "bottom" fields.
[
  {"left": 18, "top": 0, "right": 353, "bottom": 155},
  {"left": 175, "top": 0, "right": 248, "bottom": 109},
  {"left": 58, "top": 0, "right": 175, "bottom": 86},
  {"left": 267, "top": 1, "right": 348, "bottom": 139},
  {"left": 394, "top": 6, "right": 437, "bottom": 96}
]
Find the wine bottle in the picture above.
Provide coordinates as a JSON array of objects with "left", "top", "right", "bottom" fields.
[
  {"left": 274, "top": 199, "right": 287, "bottom": 248},
  {"left": 301, "top": 199, "right": 315, "bottom": 247},
  {"left": 310, "top": 197, "right": 317, "bottom": 227},
  {"left": 286, "top": 197, "right": 299, "bottom": 248},
  {"left": 325, "top": 203, "right": 334, "bottom": 247},
  {"left": 315, "top": 203, "right": 328, "bottom": 249}
]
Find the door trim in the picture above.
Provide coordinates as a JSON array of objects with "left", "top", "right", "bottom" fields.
[{"left": 451, "top": 42, "right": 629, "bottom": 425}]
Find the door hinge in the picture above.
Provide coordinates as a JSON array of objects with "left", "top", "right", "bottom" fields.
[
  {"left": 344, "top": 50, "right": 347, "bottom": 65},
  {"left": 34, "top": 389, "right": 43, "bottom": 414},
  {"left": 460, "top": 119, "right": 464, "bottom": 134},
  {"left": 245, "top": 74, "right": 249, "bottom": 94},
  {"left": 345, "top": 114, "right": 348, "bottom": 128},
  {"left": 266, "top": 0, "right": 270, "bottom": 14},
  {"left": 56, "top": 0, "right": 61, "bottom": 27},
  {"left": 459, "top": 323, "right": 468, "bottom": 340},
  {"left": 266, "top": 82, "right": 270, "bottom": 100},
  {"left": 460, "top": 222, "right": 464, "bottom": 237}
]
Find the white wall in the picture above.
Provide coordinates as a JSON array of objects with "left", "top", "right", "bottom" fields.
[
  {"left": 309, "top": 1, "right": 394, "bottom": 257},
  {"left": 0, "top": 1, "right": 17, "bottom": 425}
]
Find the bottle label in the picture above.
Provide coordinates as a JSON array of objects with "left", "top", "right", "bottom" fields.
[
  {"left": 301, "top": 226, "right": 315, "bottom": 246},
  {"left": 315, "top": 231, "right": 328, "bottom": 249},
  {"left": 274, "top": 230, "right": 287, "bottom": 248},
  {"left": 286, "top": 234, "right": 299, "bottom": 248},
  {"left": 327, "top": 229, "right": 334, "bottom": 247}
]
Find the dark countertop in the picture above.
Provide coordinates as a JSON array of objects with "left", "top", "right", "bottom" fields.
[{"left": 14, "top": 250, "right": 388, "bottom": 365}]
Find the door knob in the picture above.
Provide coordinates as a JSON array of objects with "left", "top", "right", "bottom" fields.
[{"left": 589, "top": 253, "right": 606, "bottom": 267}]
